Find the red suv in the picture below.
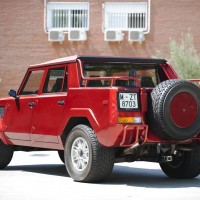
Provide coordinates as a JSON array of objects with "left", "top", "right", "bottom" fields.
[{"left": 1, "top": 56, "right": 200, "bottom": 182}]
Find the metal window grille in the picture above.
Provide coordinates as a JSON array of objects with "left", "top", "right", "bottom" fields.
[
  {"left": 52, "top": 10, "right": 68, "bottom": 28},
  {"left": 128, "top": 13, "right": 146, "bottom": 29},
  {"left": 47, "top": 2, "right": 89, "bottom": 31},
  {"left": 104, "top": 2, "right": 148, "bottom": 32}
]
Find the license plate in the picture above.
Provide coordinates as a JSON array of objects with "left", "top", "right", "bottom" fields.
[{"left": 118, "top": 92, "right": 138, "bottom": 110}]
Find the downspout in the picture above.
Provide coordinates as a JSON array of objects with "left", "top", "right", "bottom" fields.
[
  {"left": 44, "top": 0, "right": 48, "bottom": 33},
  {"left": 145, "top": 0, "right": 151, "bottom": 34}
]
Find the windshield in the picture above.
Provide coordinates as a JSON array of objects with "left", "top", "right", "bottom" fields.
[{"left": 82, "top": 63, "right": 159, "bottom": 87}]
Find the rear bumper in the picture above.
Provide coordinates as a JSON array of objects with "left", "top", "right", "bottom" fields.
[
  {"left": 96, "top": 123, "right": 200, "bottom": 147},
  {"left": 96, "top": 124, "right": 148, "bottom": 147},
  {"left": 120, "top": 124, "right": 148, "bottom": 147}
]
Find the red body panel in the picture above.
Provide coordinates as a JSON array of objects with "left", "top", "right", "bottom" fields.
[{"left": 0, "top": 56, "right": 200, "bottom": 150}]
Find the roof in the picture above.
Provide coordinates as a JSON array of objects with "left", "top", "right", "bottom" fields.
[
  {"left": 30, "top": 55, "right": 78, "bottom": 67},
  {"left": 30, "top": 55, "right": 167, "bottom": 68},
  {"left": 79, "top": 56, "right": 167, "bottom": 64}
]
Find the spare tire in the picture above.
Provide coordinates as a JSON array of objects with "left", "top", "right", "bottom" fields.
[{"left": 149, "top": 79, "right": 200, "bottom": 140}]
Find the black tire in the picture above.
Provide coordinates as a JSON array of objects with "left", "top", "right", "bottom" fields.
[
  {"left": 58, "top": 150, "right": 65, "bottom": 163},
  {"left": 149, "top": 80, "right": 200, "bottom": 140},
  {"left": 64, "top": 124, "right": 115, "bottom": 182},
  {"left": 160, "top": 149, "right": 200, "bottom": 179},
  {"left": 0, "top": 140, "right": 14, "bottom": 169}
]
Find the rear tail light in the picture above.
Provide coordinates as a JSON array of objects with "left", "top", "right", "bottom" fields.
[{"left": 118, "top": 111, "right": 142, "bottom": 124}]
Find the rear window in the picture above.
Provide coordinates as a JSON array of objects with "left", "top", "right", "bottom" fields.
[{"left": 82, "top": 63, "right": 159, "bottom": 87}]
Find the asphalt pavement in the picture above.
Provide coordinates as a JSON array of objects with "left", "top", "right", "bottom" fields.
[{"left": 0, "top": 151, "right": 200, "bottom": 200}]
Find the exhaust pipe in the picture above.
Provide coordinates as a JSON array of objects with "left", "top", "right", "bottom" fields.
[{"left": 123, "top": 142, "right": 140, "bottom": 154}]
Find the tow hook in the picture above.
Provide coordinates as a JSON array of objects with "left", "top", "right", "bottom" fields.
[{"left": 162, "top": 156, "right": 172, "bottom": 162}]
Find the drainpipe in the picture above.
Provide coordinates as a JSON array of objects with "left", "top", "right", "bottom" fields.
[
  {"left": 44, "top": 0, "right": 48, "bottom": 33},
  {"left": 145, "top": 0, "right": 151, "bottom": 34}
]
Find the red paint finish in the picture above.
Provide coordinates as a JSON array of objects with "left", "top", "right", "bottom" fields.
[
  {"left": 0, "top": 56, "right": 200, "bottom": 151},
  {"left": 31, "top": 94, "right": 65, "bottom": 136},
  {"left": 188, "top": 79, "right": 200, "bottom": 88},
  {"left": 4, "top": 97, "right": 34, "bottom": 137},
  {"left": 170, "top": 92, "right": 198, "bottom": 128},
  {"left": 160, "top": 63, "right": 179, "bottom": 80}
]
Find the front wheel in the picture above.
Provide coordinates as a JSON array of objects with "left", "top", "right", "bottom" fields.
[
  {"left": 58, "top": 150, "right": 64, "bottom": 163},
  {"left": 0, "top": 140, "right": 14, "bottom": 169},
  {"left": 64, "top": 125, "right": 115, "bottom": 182},
  {"left": 160, "top": 148, "right": 200, "bottom": 179}
]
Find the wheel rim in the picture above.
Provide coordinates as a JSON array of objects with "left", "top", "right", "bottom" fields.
[
  {"left": 169, "top": 92, "right": 198, "bottom": 128},
  {"left": 71, "top": 137, "right": 89, "bottom": 172},
  {"left": 168, "top": 152, "right": 184, "bottom": 168}
]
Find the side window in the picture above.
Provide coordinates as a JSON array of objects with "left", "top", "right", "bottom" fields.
[
  {"left": 19, "top": 70, "right": 44, "bottom": 95},
  {"left": 42, "top": 67, "right": 68, "bottom": 93}
]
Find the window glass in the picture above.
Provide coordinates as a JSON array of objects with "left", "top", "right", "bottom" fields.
[
  {"left": 43, "top": 67, "right": 68, "bottom": 93},
  {"left": 47, "top": 2, "right": 89, "bottom": 30},
  {"left": 19, "top": 70, "right": 44, "bottom": 95},
  {"left": 104, "top": 2, "right": 148, "bottom": 31},
  {"left": 82, "top": 63, "right": 158, "bottom": 87}
]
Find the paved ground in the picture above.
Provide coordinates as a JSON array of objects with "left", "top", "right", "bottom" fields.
[{"left": 0, "top": 151, "right": 200, "bottom": 200}]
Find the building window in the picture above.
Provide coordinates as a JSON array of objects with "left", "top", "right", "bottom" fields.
[
  {"left": 103, "top": 2, "right": 149, "bottom": 32},
  {"left": 47, "top": 2, "right": 89, "bottom": 31}
]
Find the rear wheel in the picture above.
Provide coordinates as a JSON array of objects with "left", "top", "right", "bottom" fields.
[
  {"left": 160, "top": 148, "right": 200, "bottom": 179},
  {"left": 64, "top": 125, "right": 115, "bottom": 182},
  {"left": 0, "top": 140, "right": 14, "bottom": 169}
]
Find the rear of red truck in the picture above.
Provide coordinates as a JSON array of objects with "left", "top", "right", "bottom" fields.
[
  {"left": 1, "top": 56, "right": 200, "bottom": 182},
  {"left": 60, "top": 56, "right": 200, "bottom": 182}
]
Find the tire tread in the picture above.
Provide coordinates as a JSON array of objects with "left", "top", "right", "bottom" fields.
[
  {"left": 65, "top": 125, "right": 114, "bottom": 182},
  {"left": 160, "top": 149, "right": 200, "bottom": 179},
  {"left": 0, "top": 140, "right": 14, "bottom": 169}
]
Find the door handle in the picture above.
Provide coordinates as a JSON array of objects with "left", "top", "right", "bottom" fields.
[
  {"left": 57, "top": 100, "right": 65, "bottom": 105},
  {"left": 28, "top": 102, "right": 35, "bottom": 107}
]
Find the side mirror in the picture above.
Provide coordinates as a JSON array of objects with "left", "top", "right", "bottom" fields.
[{"left": 8, "top": 89, "right": 17, "bottom": 99}]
